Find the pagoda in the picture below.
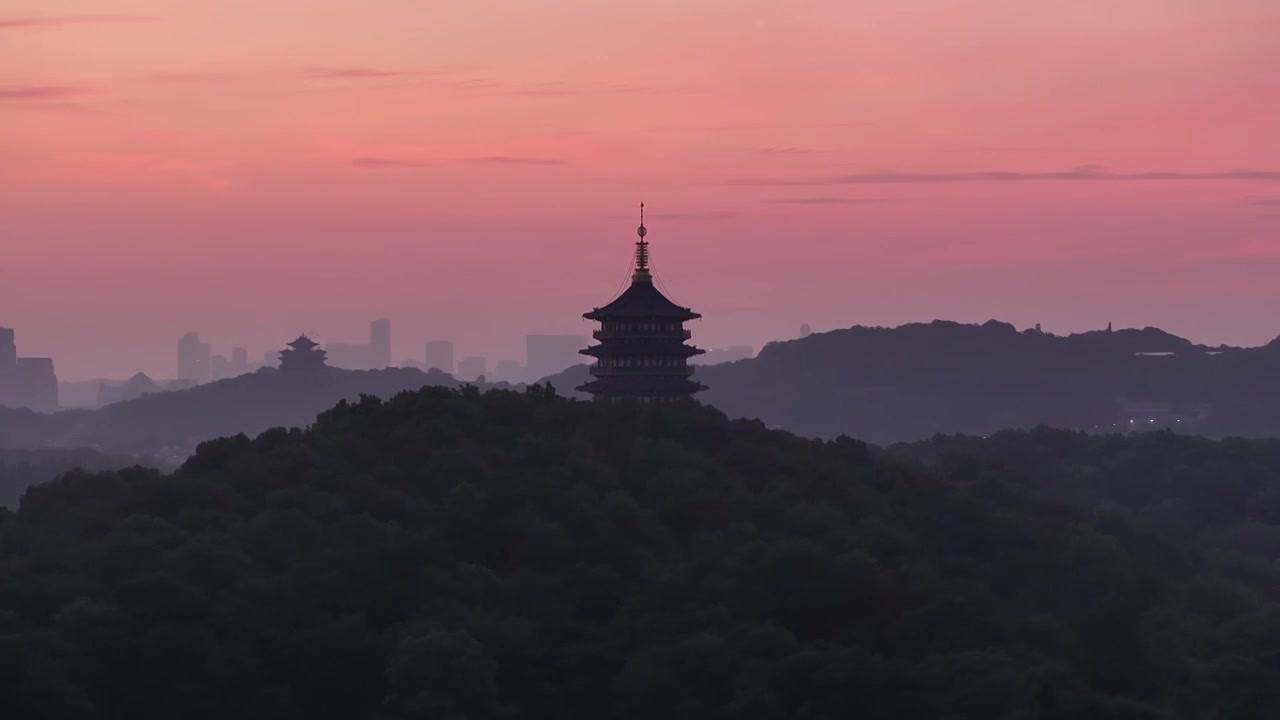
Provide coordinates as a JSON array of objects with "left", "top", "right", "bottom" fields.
[
  {"left": 279, "top": 335, "right": 328, "bottom": 373},
  {"left": 578, "top": 205, "right": 706, "bottom": 401}
]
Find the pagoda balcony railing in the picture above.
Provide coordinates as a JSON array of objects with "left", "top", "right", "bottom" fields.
[
  {"left": 592, "top": 329, "right": 692, "bottom": 341},
  {"left": 589, "top": 365, "right": 696, "bottom": 377}
]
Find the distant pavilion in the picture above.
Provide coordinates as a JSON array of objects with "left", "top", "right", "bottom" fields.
[{"left": 279, "top": 335, "right": 328, "bottom": 373}]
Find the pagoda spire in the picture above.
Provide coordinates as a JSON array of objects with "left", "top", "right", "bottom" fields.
[{"left": 633, "top": 202, "right": 652, "bottom": 282}]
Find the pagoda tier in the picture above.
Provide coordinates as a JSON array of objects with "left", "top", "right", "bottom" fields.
[{"left": 578, "top": 206, "right": 707, "bottom": 401}]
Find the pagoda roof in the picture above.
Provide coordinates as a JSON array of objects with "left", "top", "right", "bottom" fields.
[
  {"left": 581, "top": 341, "right": 704, "bottom": 358},
  {"left": 584, "top": 279, "right": 700, "bottom": 321},
  {"left": 287, "top": 335, "right": 319, "bottom": 350}
]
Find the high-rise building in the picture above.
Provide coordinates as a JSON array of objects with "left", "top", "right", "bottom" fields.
[
  {"left": 494, "top": 360, "right": 524, "bottom": 384},
  {"left": 526, "top": 334, "right": 587, "bottom": 382},
  {"left": 800, "top": 323, "right": 811, "bottom": 337},
  {"left": 0, "top": 328, "right": 58, "bottom": 412},
  {"left": 425, "top": 340, "right": 455, "bottom": 375},
  {"left": 211, "top": 354, "right": 229, "bottom": 381},
  {"left": 230, "top": 347, "right": 249, "bottom": 375},
  {"left": 579, "top": 207, "right": 706, "bottom": 401},
  {"left": 457, "top": 356, "right": 487, "bottom": 382},
  {"left": 0, "top": 328, "right": 15, "bottom": 367},
  {"left": 12, "top": 359, "right": 58, "bottom": 412},
  {"left": 177, "top": 332, "right": 211, "bottom": 384},
  {"left": 371, "top": 319, "right": 391, "bottom": 369},
  {"left": 326, "top": 319, "right": 392, "bottom": 370}
]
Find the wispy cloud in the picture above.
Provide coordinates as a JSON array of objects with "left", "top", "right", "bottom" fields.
[
  {"left": 467, "top": 156, "right": 566, "bottom": 166},
  {"left": 659, "top": 211, "right": 740, "bottom": 220},
  {"left": 6, "top": 101, "right": 95, "bottom": 115},
  {"left": 146, "top": 69, "right": 257, "bottom": 83},
  {"left": 728, "top": 166, "right": 1280, "bottom": 186},
  {"left": 758, "top": 147, "right": 817, "bottom": 155},
  {"left": 0, "top": 15, "right": 154, "bottom": 29},
  {"left": 510, "top": 82, "right": 575, "bottom": 97},
  {"left": 510, "top": 82, "right": 656, "bottom": 97},
  {"left": 350, "top": 157, "right": 428, "bottom": 169},
  {"left": 1251, "top": 198, "right": 1280, "bottom": 207},
  {"left": 0, "top": 86, "right": 92, "bottom": 100},
  {"left": 603, "top": 210, "right": 740, "bottom": 221},
  {"left": 352, "top": 155, "right": 568, "bottom": 168},
  {"left": 147, "top": 65, "right": 480, "bottom": 84},
  {"left": 764, "top": 197, "right": 886, "bottom": 205},
  {"left": 961, "top": 145, "right": 1046, "bottom": 154},
  {"left": 443, "top": 77, "right": 500, "bottom": 92},
  {"left": 306, "top": 67, "right": 405, "bottom": 79}
]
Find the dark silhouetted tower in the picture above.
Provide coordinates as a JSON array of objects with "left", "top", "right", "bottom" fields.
[{"left": 579, "top": 205, "right": 705, "bottom": 400}]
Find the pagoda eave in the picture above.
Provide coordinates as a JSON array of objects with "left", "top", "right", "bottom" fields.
[{"left": 580, "top": 344, "right": 704, "bottom": 359}]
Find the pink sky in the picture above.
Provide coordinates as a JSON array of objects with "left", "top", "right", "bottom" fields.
[{"left": 4, "top": 0, "right": 1280, "bottom": 380}]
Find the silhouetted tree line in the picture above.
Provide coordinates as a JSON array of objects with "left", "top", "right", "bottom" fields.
[
  {"left": 3, "top": 385, "right": 1280, "bottom": 718},
  {"left": 0, "top": 448, "right": 150, "bottom": 510}
]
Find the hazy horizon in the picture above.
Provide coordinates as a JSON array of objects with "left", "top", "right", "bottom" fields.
[{"left": 6, "top": 0, "right": 1280, "bottom": 379}]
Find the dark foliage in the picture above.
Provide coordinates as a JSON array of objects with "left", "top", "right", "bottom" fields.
[
  {"left": 0, "top": 448, "right": 156, "bottom": 509},
  {"left": 2, "top": 386, "right": 1279, "bottom": 718}
]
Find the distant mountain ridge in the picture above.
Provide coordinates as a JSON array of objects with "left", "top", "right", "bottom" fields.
[
  {"left": 7, "top": 320, "right": 1279, "bottom": 457},
  {"left": 0, "top": 366, "right": 508, "bottom": 460},
  {"left": 543, "top": 320, "right": 1280, "bottom": 443}
]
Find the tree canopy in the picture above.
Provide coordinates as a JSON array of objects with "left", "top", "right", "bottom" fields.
[
  {"left": 0, "top": 447, "right": 152, "bottom": 510},
  {"left": 2, "top": 386, "right": 1279, "bottom": 718}
]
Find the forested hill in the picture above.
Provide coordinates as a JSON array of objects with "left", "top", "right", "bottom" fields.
[
  {"left": 544, "top": 320, "right": 1280, "bottom": 443},
  {"left": 4, "top": 386, "right": 1280, "bottom": 718}
]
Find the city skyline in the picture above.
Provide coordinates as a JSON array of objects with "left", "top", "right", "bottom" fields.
[
  {"left": 5, "top": 1, "right": 1280, "bottom": 379},
  {"left": 9, "top": 308, "right": 1280, "bottom": 383}
]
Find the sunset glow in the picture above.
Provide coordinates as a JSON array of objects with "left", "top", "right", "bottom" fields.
[{"left": 4, "top": 0, "right": 1280, "bottom": 378}]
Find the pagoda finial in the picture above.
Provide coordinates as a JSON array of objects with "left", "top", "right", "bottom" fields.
[{"left": 634, "top": 202, "right": 651, "bottom": 280}]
